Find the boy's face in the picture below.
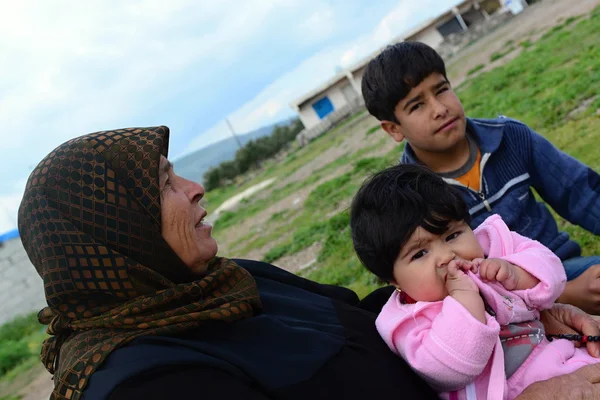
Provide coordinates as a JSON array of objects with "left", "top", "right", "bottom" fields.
[
  {"left": 391, "top": 220, "right": 484, "bottom": 302},
  {"left": 381, "top": 72, "right": 466, "bottom": 154}
]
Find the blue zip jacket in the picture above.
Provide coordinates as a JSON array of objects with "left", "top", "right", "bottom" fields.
[{"left": 401, "top": 116, "right": 600, "bottom": 261}]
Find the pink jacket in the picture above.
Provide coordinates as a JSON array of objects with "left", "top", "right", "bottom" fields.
[{"left": 376, "top": 214, "right": 568, "bottom": 400}]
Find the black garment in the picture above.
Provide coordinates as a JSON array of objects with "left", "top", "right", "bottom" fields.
[{"left": 83, "top": 260, "right": 437, "bottom": 399}]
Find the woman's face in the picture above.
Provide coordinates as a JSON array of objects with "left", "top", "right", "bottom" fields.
[{"left": 159, "top": 155, "right": 217, "bottom": 274}]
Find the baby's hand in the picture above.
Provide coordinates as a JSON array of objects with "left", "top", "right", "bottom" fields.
[
  {"left": 475, "top": 258, "right": 520, "bottom": 290},
  {"left": 445, "top": 260, "right": 479, "bottom": 295},
  {"left": 454, "top": 259, "right": 479, "bottom": 274}
]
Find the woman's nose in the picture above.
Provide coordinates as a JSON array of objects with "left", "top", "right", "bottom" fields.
[{"left": 185, "top": 179, "right": 205, "bottom": 204}]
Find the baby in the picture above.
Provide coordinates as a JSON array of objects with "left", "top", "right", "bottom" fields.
[{"left": 350, "top": 164, "right": 598, "bottom": 400}]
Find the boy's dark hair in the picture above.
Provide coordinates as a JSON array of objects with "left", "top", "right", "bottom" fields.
[
  {"left": 350, "top": 164, "right": 470, "bottom": 282},
  {"left": 361, "top": 41, "right": 448, "bottom": 122}
]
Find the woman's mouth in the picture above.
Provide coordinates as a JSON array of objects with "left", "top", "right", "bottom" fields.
[{"left": 195, "top": 212, "right": 211, "bottom": 230}]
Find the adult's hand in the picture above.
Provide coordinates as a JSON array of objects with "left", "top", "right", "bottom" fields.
[
  {"left": 540, "top": 303, "right": 600, "bottom": 357},
  {"left": 557, "top": 265, "right": 600, "bottom": 315},
  {"left": 515, "top": 363, "right": 600, "bottom": 399}
]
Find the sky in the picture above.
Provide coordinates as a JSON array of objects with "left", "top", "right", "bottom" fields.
[{"left": 0, "top": 0, "right": 465, "bottom": 233}]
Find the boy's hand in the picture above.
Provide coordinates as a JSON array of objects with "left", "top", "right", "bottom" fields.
[
  {"left": 446, "top": 259, "right": 479, "bottom": 295},
  {"left": 475, "top": 258, "right": 521, "bottom": 290}
]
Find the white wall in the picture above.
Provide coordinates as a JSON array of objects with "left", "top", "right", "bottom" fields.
[
  {"left": 297, "top": 80, "right": 357, "bottom": 129},
  {"left": 353, "top": 66, "right": 366, "bottom": 87},
  {"left": 328, "top": 86, "right": 349, "bottom": 110},
  {"left": 0, "top": 238, "right": 46, "bottom": 326},
  {"left": 297, "top": 107, "right": 321, "bottom": 130},
  {"left": 409, "top": 27, "right": 445, "bottom": 49}
]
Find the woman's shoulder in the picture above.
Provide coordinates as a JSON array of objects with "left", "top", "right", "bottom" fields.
[{"left": 234, "top": 258, "right": 360, "bottom": 304}]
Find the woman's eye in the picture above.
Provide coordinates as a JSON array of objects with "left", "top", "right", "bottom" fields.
[
  {"left": 446, "top": 232, "right": 461, "bottom": 241},
  {"left": 412, "top": 250, "right": 427, "bottom": 260},
  {"left": 161, "top": 177, "right": 171, "bottom": 193}
]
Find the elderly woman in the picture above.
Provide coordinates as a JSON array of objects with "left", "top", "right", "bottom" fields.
[{"left": 18, "top": 126, "right": 600, "bottom": 400}]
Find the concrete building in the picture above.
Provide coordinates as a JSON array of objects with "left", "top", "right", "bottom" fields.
[
  {"left": 289, "top": 60, "right": 368, "bottom": 132},
  {"left": 404, "top": 0, "right": 505, "bottom": 50},
  {"left": 289, "top": 0, "right": 507, "bottom": 136},
  {"left": 0, "top": 234, "right": 46, "bottom": 326}
]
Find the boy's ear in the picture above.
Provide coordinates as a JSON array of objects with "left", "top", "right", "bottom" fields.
[{"left": 381, "top": 121, "right": 404, "bottom": 143}]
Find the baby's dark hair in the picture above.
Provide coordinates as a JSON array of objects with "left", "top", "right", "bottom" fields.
[
  {"left": 350, "top": 164, "right": 470, "bottom": 282},
  {"left": 361, "top": 41, "right": 448, "bottom": 122}
]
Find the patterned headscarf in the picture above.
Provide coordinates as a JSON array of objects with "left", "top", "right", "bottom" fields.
[{"left": 18, "top": 126, "right": 262, "bottom": 400}]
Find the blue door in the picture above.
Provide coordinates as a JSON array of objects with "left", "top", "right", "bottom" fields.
[{"left": 312, "top": 96, "right": 334, "bottom": 119}]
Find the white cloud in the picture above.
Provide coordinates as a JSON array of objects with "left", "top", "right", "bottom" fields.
[
  {"left": 0, "top": 195, "right": 21, "bottom": 234},
  {"left": 296, "top": 6, "right": 336, "bottom": 44},
  {"left": 0, "top": 0, "right": 303, "bottom": 232},
  {"left": 0, "top": 0, "right": 293, "bottom": 144},
  {"left": 0, "top": 179, "right": 28, "bottom": 233}
]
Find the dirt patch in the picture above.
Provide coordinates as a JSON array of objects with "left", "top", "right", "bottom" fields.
[
  {"left": 212, "top": 178, "right": 277, "bottom": 219},
  {"left": 0, "top": 364, "right": 53, "bottom": 400},
  {"left": 567, "top": 96, "right": 598, "bottom": 119},
  {"left": 217, "top": 165, "right": 353, "bottom": 259},
  {"left": 273, "top": 242, "right": 323, "bottom": 274},
  {"left": 271, "top": 114, "right": 376, "bottom": 190},
  {"left": 19, "top": 368, "right": 53, "bottom": 400},
  {"left": 241, "top": 233, "right": 293, "bottom": 264}
]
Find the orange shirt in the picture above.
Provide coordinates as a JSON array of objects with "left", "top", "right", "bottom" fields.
[{"left": 455, "top": 148, "right": 482, "bottom": 191}]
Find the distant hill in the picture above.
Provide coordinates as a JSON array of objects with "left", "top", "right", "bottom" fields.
[{"left": 174, "top": 118, "right": 296, "bottom": 184}]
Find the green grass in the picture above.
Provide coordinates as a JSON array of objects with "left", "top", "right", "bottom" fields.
[
  {"left": 459, "top": 10, "right": 600, "bottom": 131},
  {"left": 261, "top": 149, "right": 403, "bottom": 264},
  {"left": 0, "top": 313, "right": 47, "bottom": 382},
  {"left": 490, "top": 47, "right": 515, "bottom": 63},
  {"left": 365, "top": 125, "right": 380, "bottom": 136},
  {"left": 0, "top": 395, "right": 22, "bottom": 400},
  {"left": 212, "top": 129, "right": 391, "bottom": 254},
  {"left": 519, "top": 40, "right": 532, "bottom": 49},
  {"left": 467, "top": 64, "right": 485, "bottom": 76},
  {"left": 262, "top": 171, "right": 358, "bottom": 263}
]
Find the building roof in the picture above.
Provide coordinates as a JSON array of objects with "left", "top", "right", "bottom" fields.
[
  {"left": 289, "top": 0, "right": 486, "bottom": 111},
  {"left": 289, "top": 55, "right": 372, "bottom": 110},
  {"left": 0, "top": 228, "right": 19, "bottom": 244},
  {"left": 404, "top": 0, "right": 475, "bottom": 40}
]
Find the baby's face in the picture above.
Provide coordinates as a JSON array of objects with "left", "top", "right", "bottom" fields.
[{"left": 391, "top": 220, "right": 484, "bottom": 302}]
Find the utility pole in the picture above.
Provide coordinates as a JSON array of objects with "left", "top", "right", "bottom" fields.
[{"left": 225, "top": 117, "right": 243, "bottom": 150}]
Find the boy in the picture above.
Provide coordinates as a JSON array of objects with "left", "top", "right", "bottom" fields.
[{"left": 361, "top": 41, "right": 600, "bottom": 314}]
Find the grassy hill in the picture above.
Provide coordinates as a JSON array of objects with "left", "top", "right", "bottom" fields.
[{"left": 208, "top": 6, "right": 600, "bottom": 298}]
